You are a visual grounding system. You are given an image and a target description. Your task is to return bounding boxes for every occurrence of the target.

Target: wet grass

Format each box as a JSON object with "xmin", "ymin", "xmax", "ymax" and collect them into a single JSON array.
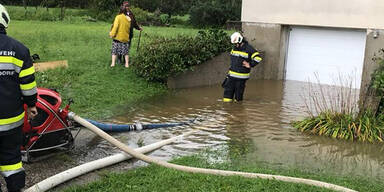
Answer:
[
  {"xmin": 62, "ymin": 149, "xmax": 383, "ymax": 192},
  {"xmin": 7, "ymin": 20, "xmax": 200, "ymax": 119}
]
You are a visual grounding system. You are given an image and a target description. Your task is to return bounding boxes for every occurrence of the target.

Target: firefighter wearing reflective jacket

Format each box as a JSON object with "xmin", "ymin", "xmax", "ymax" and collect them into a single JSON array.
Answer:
[
  {"xmin": 0, "ymin": 4, "xmax": 38, "ymax": 192},
  {"xmin": 223, "ymin": 32, "xmax": 262, "ymax": 102}
]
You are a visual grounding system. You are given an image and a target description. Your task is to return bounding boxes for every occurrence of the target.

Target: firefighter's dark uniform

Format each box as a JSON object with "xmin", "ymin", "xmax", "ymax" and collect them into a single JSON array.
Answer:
[
  {"xmin": 0, "ymin": 27, "xmax": 37, "ymax": 192},
  {"xmin": 223, "ymin": 41, "xmax": 262, "ymax": 102}
]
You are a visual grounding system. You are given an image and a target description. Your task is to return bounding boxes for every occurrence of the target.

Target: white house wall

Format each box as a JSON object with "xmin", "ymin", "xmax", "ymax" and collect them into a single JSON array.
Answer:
[{"xmin": 242, "ymin": 0, "xmax": 384, "ymax": 29}]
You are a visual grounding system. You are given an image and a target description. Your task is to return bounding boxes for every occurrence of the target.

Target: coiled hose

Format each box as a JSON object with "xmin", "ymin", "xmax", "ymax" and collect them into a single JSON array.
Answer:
[{"xmin": 71, "ymin": 113, "xmax": 357, "ymax": 192}]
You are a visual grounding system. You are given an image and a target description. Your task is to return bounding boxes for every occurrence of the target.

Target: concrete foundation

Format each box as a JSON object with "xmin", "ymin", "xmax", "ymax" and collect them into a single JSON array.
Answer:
[{"xmin": 167, "ymin": 53, "xmax": 230, "ymax": 89}]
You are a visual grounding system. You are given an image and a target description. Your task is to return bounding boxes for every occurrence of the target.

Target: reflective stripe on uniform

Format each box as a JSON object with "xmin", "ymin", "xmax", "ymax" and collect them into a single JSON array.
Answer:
[
  {"xmin": 0, "ymin": 63, "xmax": 22, "ymax": 73},
  {"xmin": 0, "ymin": 112, "xmax": 25, "ymax": 132},
  {"xmin": 228, "ymin": 70, "xmax": 250, "ymax": 79},
  {"xmin": 253, "ymin": 56, "xmax": 262, "ymax": 62},
  {"xmin": 0, "ymin": 63, "xmax": 15, "ymax": 70},
  {"xmin": 0, "ymin": 162, "xmax": 24, "ymax": 177},
  {"xmin": 251, "ymin": 52, "xmax": 262, "ymax": 63},
  {"xmin": 19, "ymin": 66, "xmax": 35, "ymax": 78},
  {"xmin": 22, "ymin": 86, "xmax": 37, "ymax": 96},
  {"xmin": 231, "ymin": 50, "xmax": 248, "ymax": 58},
  {"xmin": 223, "ymin": 98, "xmax": 233, "ymax": 102},
  {"xmin": 251, "ymin": 52, "xmax": 259, "ymax": 58},
  {"xmin": 20, "ymin": 81, "xmax": 37, "ymax": 91},
  {"xmin": 0, "ymin": 56, "xmax": 23, "ymax": 68}
]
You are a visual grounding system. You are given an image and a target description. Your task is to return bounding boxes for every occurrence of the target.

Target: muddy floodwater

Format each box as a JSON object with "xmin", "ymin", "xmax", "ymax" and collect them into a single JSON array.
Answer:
[{"xmin": 8, "ymin": 80, "xmax": 384, "ymax": 191}]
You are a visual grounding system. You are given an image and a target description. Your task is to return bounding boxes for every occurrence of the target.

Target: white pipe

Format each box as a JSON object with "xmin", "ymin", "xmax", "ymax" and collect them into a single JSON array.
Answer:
[
  {"xmin": 25, "ymin": 130, "xmax": 195, "ymax": 192},
  {"xmin": 71, "ymin": 113, "xmax": 358, "ymax": 192}
]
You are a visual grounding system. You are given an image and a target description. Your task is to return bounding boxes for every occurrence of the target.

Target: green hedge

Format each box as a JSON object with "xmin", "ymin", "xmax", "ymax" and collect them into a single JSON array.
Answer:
[
  {"xmin": 131, "ymin": 29, "xmax": 231, "ymax": 82},
  {"xmin": 6, "ymin": 6, "xmax": 88, "ymax": 21}
]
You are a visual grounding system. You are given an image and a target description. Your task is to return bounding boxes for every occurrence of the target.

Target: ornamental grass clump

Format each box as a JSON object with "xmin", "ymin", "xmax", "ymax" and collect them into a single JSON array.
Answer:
[
  {"xmin": 293, "ymin": 70, "xmax": 384, "ymax": 142},
  {"xmin": 293, "ymin": 111, "xmax": 384, "ymax": 142}
]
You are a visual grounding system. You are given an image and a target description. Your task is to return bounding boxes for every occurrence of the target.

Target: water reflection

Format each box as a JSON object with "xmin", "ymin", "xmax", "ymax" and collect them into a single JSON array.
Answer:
[{"xmin": 108, "ymin": 80, "xmax": 384, "ymax": 179}]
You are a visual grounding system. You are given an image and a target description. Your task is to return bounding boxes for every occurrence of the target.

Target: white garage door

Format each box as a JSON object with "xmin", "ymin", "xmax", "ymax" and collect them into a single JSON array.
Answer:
[{"xmin": 285, "ymin": 27, "xmax": 367, "ymax": 88}]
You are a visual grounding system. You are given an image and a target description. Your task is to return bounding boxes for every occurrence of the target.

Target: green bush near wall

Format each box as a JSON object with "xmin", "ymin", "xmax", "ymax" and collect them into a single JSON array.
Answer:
[
  {"xmin": 371, "ymin": 49, "xmax": 384, "ymax": 95},
  {"xmin": 131, "ymin": 29, "xmax": 232, "ymax": 82},
  {"xmin": 370, "ymin": 49, "xmax": 384, "ymax": 114}
]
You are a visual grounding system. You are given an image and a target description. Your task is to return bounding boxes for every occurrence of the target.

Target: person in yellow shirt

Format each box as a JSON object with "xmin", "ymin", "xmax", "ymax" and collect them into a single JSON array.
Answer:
[{"xmin": 109, "ymin": 4, "xmax": 132, "ymax": 68}]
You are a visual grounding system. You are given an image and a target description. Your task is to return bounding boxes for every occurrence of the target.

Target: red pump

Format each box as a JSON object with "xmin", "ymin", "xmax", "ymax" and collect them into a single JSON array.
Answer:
[{"xmin": 22, "ymin": 88, "xmax": 78, "ymax": 162}]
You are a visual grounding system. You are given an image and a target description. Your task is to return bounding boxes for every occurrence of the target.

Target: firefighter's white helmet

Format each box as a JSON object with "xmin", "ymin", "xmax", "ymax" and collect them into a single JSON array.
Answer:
[
  {"xmin": 0, "ymin": 4, "xmax": 10, "ymax": 28},
  {"xmin": 230, "ymin": 32, "xmax": 243, "ymax": 44}
]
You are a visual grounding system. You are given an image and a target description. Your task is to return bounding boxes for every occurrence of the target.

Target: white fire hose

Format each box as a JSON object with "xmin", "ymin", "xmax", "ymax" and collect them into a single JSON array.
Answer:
[
  {"xmin": 25, "ymin": 129, "xmax": 195, "ymax": 192},
  {"xmin": 63, "ymin": 113, "xmax": 357, "ymax": 192}
]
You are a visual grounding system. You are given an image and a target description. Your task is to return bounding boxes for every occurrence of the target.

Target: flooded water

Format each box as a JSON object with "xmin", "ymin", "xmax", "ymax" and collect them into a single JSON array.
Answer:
[
  {"xmin": 17, "ymin": 80, "xmax": 384, "ymax": 190},
  {"xmin": 105, "ymin": 80, "xmax": 383, "ymax": 179}
]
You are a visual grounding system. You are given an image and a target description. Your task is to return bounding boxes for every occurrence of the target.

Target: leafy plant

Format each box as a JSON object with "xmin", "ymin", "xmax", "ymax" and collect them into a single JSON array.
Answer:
[
  {"xmin": 131, "ymin": 29, "xmax": 231, "ymax": 82},
  {"xmin": 369, "ymin": 48, "xmax": 384, "ymax": 115},
  {"xmin": 293, "ymin": 50, "xmax": 384, "ymax": 143},
  {"xmin": 370, "ymin": 48, "xmax": 384, "ymax": 96},
  {"xmin": 293, "ymin": 110, "xmax": 384, "ymax": 142}
]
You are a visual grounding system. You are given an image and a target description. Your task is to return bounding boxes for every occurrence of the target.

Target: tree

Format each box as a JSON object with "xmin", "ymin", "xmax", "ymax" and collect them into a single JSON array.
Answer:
[
  {"xmin": 189, "ymin": 0, "xmax": 242, "ymax": 27},
  {"xmin": 130, "ymin": 0, "xmax": 159, "ymax": 12},
  {"xmin": 89, "ymin": 0, "xmax": 121, "ymax": 21},
  {"xmin": 159, "ymin": 0, "xmax": 191, "ymax": 18}
]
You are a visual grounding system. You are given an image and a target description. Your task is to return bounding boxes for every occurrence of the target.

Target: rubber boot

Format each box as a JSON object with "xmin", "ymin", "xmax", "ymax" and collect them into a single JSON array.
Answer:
[{"xmin": 4, "ymin": 171, "xmax": 25, "ymax": 192}]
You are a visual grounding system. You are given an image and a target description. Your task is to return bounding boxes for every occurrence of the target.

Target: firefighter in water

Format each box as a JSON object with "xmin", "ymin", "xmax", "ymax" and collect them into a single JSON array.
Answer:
[
  {"xmin": 0, "ymin": 4, "xmax": 38, "ymax": 192},
  {"xmin": 222, "ymin": 32, "xmax": 262, "ymax": 102}
]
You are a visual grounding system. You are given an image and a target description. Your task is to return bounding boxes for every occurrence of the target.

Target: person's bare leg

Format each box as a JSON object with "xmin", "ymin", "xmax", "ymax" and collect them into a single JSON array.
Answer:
[
  {"xmin": 111, "ymin": 55, "xmax": 117, "ymax": 67},
  {"xmin": 125, "ymin": 55, "xmax": 129, "ymax": 68}
]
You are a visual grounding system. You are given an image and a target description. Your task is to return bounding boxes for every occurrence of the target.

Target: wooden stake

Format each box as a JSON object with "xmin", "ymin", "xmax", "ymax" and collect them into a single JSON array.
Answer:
[{"xmin": 34, "ymin": 60, "xmax": 68, "ymax": 72}]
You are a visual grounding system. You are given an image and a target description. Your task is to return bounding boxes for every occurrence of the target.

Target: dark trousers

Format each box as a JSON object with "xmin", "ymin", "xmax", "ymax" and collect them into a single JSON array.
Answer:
[
  {"xmin": 0, "ymin": 125, "xmax": 25, "ymax": 192},
  {"xmin": 223, "ymin": 77, "xmax": 247, "ymax": 102}
]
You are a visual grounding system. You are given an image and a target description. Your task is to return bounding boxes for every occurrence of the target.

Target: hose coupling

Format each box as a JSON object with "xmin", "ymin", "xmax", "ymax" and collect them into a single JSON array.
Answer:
[
  {"xmin": 135, "ymin": 122, "xmax": 143, "ymax": 131},
  {"xmin": 67, "ymin": 111, "xmax": 76, "ymax": 120}
]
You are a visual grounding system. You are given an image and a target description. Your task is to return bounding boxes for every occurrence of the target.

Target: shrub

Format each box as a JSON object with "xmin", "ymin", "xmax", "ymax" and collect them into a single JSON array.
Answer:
[
  {"xmin": 6, "ymin": 6, "xmax": 89, "ymax": 21},
  {"xmin": 131, "ymin": 29, "xmax": 231, "ymax": 82},
  {"xmin": 370, "ymin": 48, "xmax": 384, "ymax": 114},
  {"xmin": 89, "ymin": 4, "xmax": 170, "ymax": 26},
  {"xmin": 34, "ymin": 9, "xmax": 58, "ymax": 21},
  {"xmin": 129, "ymin": 7, "xmax": 151, "ymax": 25},
  {"xmin": 371, "ymin": 49, "xmax": 384, "ymax": 95}
]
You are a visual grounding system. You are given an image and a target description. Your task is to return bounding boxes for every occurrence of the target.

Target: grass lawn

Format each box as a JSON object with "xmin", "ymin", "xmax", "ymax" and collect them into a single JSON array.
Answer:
[
  {"xmin": 62, "ymin": 149, "xmax": 383, "ymax": 192},
  {"xmin": 7, "ymin": 20, "xmax": 200, "ymax": 119}
]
